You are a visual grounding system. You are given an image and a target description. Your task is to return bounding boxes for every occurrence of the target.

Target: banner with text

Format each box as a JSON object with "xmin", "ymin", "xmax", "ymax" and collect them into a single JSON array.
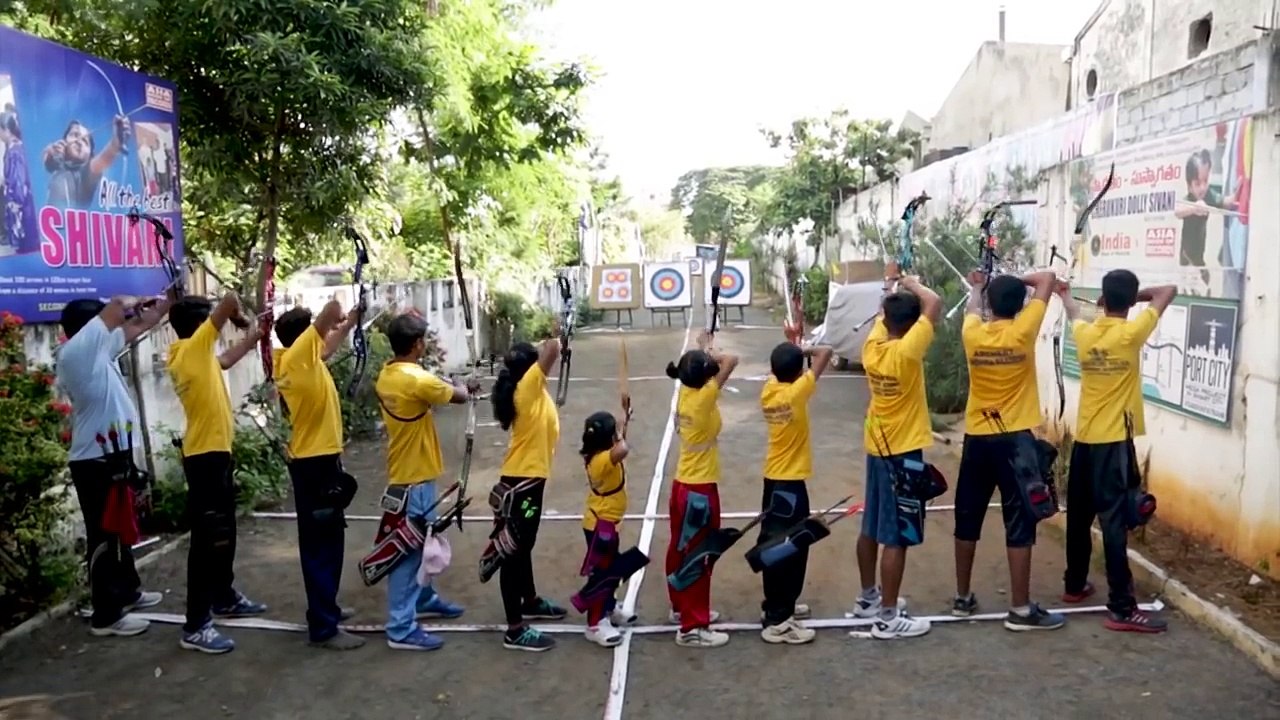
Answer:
[{"xmin": 0, "ymin": 26, "xmax": 183, "ymax": 323}]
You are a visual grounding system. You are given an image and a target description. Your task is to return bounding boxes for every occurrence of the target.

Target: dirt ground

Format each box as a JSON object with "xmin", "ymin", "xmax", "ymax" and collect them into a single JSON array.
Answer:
[{"xmin": 2, "ymin": 304, "xmax": 1278, "ymax": 720}]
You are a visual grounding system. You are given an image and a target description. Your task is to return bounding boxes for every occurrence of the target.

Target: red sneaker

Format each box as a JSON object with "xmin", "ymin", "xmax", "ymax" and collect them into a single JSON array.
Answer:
[
  {"xmin": 1104, "ymin": 610, "xmax": 1168, "ymax": 633},
  {"xmin": 1062, "ymin": 582, "xmax": 1096, "ymax": 604}
]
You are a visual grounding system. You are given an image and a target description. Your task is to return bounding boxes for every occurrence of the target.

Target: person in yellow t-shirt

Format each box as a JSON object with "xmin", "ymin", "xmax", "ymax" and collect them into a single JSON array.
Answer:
[
  {"xmin": 856, "ymin": 264, "xmax": 939, "ymax": 640},
  {"xmin": 167, "ymin": 292, "xmax": 266, "ymax": 654},
  {"xmin": 1059, "ymin": 271, "xmax": 1176, "ymax": 633},
  {"xmin": 274, "ymin": 298, "xmax": 364, "ymax": 651},
  {"xmin": 486, "ymin": 334, "xmax": 564, "ymax": 653},
  {"xmin": 576, "ymin": 405, "xmax": 633, "ymax": 647},
  {"xmin": 664, "ymin": 330, "xmax": 739, "ymax": 649},
  {"xmin": 952, "ymin": 269, "xmax": 1063, "ymax": 632},
  {"xmin": 755, "ymin": 341, "xmax": 833, "ymax": 645},
  {"xmin": 373, "ymin": 312, "xmax": 475, "ymax": 652}
]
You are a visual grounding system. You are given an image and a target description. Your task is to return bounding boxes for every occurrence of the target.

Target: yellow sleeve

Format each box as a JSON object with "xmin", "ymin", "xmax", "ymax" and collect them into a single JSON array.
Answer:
[
  {"xmin": 1125, "ymin": 307, "xmax": 1160, "ymax": 347},
  {"xmin": 298, "ymin": 325, "xmax": 324, "ymax": 361},
  {"xmin": 412, "ymin": 372, "xmax": 455, "ymax": 406},
  {"xmin": 192, "ymin": 317, "xmax": 220, "ymax": 352},
  {"xmin": 899, "ymin": 316, "xmax": 935, "ymax": 361},
  {"xmin": 867, "ymin": 318, "xmax": 888, "ymax": 342},
  {"xmin": 793, "ymin": 370, "xmax": 817, "ymax": 403},
  {"xmin": 1011, "ymin": 298, "xmax": 1048, "ymax": 345}
]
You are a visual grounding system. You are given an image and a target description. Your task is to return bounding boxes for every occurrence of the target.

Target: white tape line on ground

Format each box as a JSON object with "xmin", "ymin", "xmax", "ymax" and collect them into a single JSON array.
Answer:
[
  {"xmin": 113, "ymin": 601, "xmax": 1160, "ymax": 636},
  {"xmin": 605, "ymin": 308, "xmax": 693, "ymax": 720}
]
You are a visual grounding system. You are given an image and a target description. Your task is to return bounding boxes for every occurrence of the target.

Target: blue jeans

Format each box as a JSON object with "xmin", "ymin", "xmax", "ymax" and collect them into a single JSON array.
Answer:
[
  {"xmin": 386, "ymin": 481, "xmax": 438, "ymax": 641},
  {"xmin": 862, "ymin": 451, "xmax": 925, "ymax": 548}
]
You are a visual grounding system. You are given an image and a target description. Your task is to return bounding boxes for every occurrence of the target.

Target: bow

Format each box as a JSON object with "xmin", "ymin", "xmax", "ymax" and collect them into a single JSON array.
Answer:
[
  {"xmin": 448, "ymin": 232, "xmax": 478, "ymax": 532},
  {"xmin": 83, "ymin": 61, "xmax": 130, "ymax": 190},
  {"xmin": 128, "ymin": 207, "xmax": 182, "ymax": 297},
  {"xmin": 619, "ymin": 338, "xmax": 632, "ymax": 425},
  {"xmin": 554, "ymin": 274, "xmax": 574, "ymax": 407},
  {"xmin": 855, "ymin": 192, "xmax": 930, "ymax": 332},
  {"xmin": 342, "ymin": 225, "xmax": 370, "ymax": 399},
  {"xmin": 707, "ymin": 234, "xmax": 731, "ymax": 336},
  {"xmin": 1051, "ymin": 162, "xmax": 1116, "ymax": 421},
  {"xmin": 259, "ymin": 253, "xmax": 277, "ymax": 380}
]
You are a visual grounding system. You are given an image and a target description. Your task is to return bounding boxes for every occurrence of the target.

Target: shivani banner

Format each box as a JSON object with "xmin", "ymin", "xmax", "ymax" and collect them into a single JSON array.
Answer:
[
  {"xmin": 0, "ymin": 26, "xmax": 183, "ymax": 324},
  {"xmin": 1064, "ymin": 118, "xmax": 1253, "ymax": 425}
]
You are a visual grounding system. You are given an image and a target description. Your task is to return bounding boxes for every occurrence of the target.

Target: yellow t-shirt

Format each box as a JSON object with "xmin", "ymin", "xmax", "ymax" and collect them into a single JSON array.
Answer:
[
  {"xmin": 375, "ymin": 362, "xmax": 455, "ymax": 485},
  {"xmin": 1073, "ymin": 307, "xmax": 1159, "ymax": 444},
  {"xmin": 582, "ymin": 450, "xmax": 627, "ymax": 531},
  {"xmin": 962, "ymin": 298, "xmax": 1047, "ymax": 435},
  {"xmin": 674, "ymin": 380, "xmax": 721, "ymax": 484},
  {"xmin": 862, "ymin": 317, "xmax": 934, "ymax": 455},
  {"xmin": 760, "ymin": 370, "xmax": 817, "ymax": 480},
  {"xmin": 167, "ymin": 318, "xmax": 233, "ymax": 456},
  {"xmin": 277, "ymin": 325, "xmax": 343, "ymax": 458},
  {"xmin": 499, "ymin": 364, "xmax": 560, "ymax": 478}
]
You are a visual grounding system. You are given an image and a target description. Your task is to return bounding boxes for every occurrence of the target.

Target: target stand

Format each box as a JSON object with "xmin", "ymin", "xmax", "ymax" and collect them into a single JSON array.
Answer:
[
  {"xmin": 603, "ymin": 308, "xmax": 635, "ymax": 328},
  {"xmin": 711, "ymin": 304, "xmax": 746, "ymax": 327},
  {"xmin": 649, "ymin": 306, "xmax": 689, "ymax": 327}
]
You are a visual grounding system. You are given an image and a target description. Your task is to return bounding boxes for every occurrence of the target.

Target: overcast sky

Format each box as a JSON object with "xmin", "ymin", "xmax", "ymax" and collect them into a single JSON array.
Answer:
[{"xmin": 530, "ymin": 0, "xmax": 1103, "ymax": 202}]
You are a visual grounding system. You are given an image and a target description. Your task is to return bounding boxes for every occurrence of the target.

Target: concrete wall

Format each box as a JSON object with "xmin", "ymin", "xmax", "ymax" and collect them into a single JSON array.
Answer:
[
  {"xmin": 828, "ymin": 34, "xmax": 1280, "ymax": 576},
  {"xmin": 928, "ymin": 42, "xmax": 1072, "ymax": 152}
]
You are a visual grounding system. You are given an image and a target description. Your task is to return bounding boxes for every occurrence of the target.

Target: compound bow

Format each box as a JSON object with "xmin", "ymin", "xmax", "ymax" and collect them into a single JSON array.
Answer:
[
  {"xmin": 447, "ymin": 232, "xmax": 478, "ymax": 531},
  {"xmin": 555, "ymin": 274, "xmax": 574, "ymax": 407},
  {"xmin": 343, "ymin": 225, "xmax": 370, "ymax": 399},
  {"xmin": 855, "ymin": 192, "xmax": 930, "ymax": 332},
  {"xmin": 1051, "ymin": 162, "xmax": 1116, "ymax": 421}
]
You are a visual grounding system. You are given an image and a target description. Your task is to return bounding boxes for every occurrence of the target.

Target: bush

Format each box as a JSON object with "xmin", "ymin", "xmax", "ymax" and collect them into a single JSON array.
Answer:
[
  {"xmin": 487, "ymin": 290, "xmax": 557, "ymax": 353},
  {"xmin": 0, "ymin": 311, "xmax": 79, "ymax": 625},
  {"xmin": 800, "ymin": 264, "xmax": 829, "ymax": 324}
]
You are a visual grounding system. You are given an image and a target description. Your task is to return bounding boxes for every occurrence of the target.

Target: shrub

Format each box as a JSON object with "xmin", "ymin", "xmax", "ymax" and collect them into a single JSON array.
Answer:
[
  {"xmin": 0, "ymin": 311, "xmax": 79, "ymax": 625},
  {"xmin": 487, "ymin": 290, "xmax": 557, "ymax": 353}
]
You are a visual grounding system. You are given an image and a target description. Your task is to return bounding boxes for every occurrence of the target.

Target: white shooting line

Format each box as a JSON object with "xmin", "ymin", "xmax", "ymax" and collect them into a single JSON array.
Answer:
[{"xmin": 603, "ymin": 306, "xmax": 694, "ymax": 720}]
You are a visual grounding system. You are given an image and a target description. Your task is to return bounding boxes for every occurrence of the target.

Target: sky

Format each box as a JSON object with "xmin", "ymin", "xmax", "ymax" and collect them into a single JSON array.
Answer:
[{"xmin": 529, "ymin": 0, "xmax": 1104, "ymax": 204}]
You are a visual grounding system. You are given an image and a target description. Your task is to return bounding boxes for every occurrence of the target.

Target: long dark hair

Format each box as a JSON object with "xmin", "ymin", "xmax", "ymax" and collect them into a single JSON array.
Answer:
[
  {"xmin": 492, "ymin": 342, "xmax": 539, "ymax": 431},
  {"xmin": 665, "ymin": 349, "xmax": 719, "ymax": 389},
  {"xmin": 580, "ymin": 411, "xmax": 617, "ymax": 464}
]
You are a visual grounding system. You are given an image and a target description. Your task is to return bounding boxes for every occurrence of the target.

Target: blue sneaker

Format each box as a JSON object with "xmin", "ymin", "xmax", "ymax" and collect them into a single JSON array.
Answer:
[
  {"xmin": 416, "ymin": 594, "xmax": 464, "ymax": 620},
  {"xmin": 180, "ymin": 624, "xmax": 236, "ymax": 654},
  {"xmin": 386, "ymin": 627, "xmax": 444, "ymax": 651},
  {"xmin": 212, "ymin": 593, "xmax": 268, "ymax": 618}
]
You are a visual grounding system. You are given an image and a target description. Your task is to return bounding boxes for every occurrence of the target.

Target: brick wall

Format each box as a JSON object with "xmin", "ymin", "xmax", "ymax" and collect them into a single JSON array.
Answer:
[{"xmin": 1116, "ymin": 36, "xmax": 1279, "ymax": 146}]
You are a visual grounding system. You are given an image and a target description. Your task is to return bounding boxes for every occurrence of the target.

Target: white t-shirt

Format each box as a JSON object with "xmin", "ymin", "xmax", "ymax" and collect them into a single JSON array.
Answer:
[{"xmin": 55, "ymin": 317, "xmax": 139, "ymax": 461}]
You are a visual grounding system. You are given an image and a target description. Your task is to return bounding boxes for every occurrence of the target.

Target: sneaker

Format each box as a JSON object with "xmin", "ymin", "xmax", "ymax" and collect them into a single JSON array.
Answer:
[
  {"xmin": 852, "ymin": 594, "xmax": 907, "ymax": 619},
  {"xmin": 387, "ymin": 627, "xmax": 445, "ymax": 651},
  {"xmin": 503, "ymin": 626, "xmax": 555, "ymax": 652},
  {"xmin": 310, "ymin": 630, "xmax": 366, "ymax": 650},
  {"xmin": 759, "ymin": 603, "xmax": 812, "ymax": 623},
  {"xmin": 416, "ymin": 594, "xmax": 465, "ymax": 620},
  {"xmin": 585, "ymin": 618, "xmax": 623, "ymax": 648},
  {"xmin": 761, "ymin": 618, "xmax": 816, "ymax": 645},
  {"xmin": 951, "ymin": 593, "xmax": 979, "ymax": 617},
  {"xmin": 212, "ymin": 593, "xmax": 268, "ymax": 618},
  {"xmin": 871, "ymin": 610, "xmax": 931, "ymax": 639},
  {"xmin": 340, "ymin": 607, "xmax": 357, "ymax": 621},
  {"xmin": 179, "ymin": 624, "xmax": 236, "ymax": 654},
  {"xmin": 610, "ymin": 609, "xmax": 638, "ymax": 626},
  {"xmin": 1062, "ymin": 582, "xmax": 1096, "ymax": 604},
  {"xmin": 675, "ymin": 627, "xmax": 729, "ymax": 648},
  {"xmin": 123, "ymin": 591, "xmax": 163, "ymax": 613},
  {"xmin": 1104, "ymin": 609, "xmax": 1168, "ymax": 634},
  {"xmin": 89, "ymin": 616, "xmax": 150, "ymax": 637},
  {"xmin": 668, "ymin": 609, "xmax": 720, "ymax": 624},
  {"xmin": 1004, "ymin": 603, "xmax": 1066, "ymax": 632},
  {"xmin": 521, "ymin": 597, "xmax": 567, "ymax": 621}
]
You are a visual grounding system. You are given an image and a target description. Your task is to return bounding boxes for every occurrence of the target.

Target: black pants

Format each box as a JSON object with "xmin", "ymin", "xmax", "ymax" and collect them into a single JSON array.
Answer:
[
  {"xmin": 183, "ymin": 451, "xmax": 240, "ymax": 632},
  {"xmin": 70, "ymin": 454, "xmax": 142, "ymax": 629},
  {"xmin": 496, "ymin": 476, "xmax": 545, "ymax": 626},
  {"xmin": 955, "ymin": 431, "xmax": 1038, "ymax": 548},
  {"xmin": 1064, "ymin": 440, "xmax": 1136, "ymax": 614},
  {"xmin": 289, "ymin": 454, "xmax": 347, "ymax": 642},
  {"xmin": 758, "ymin": 480, "xmax": 810, "ymax": 626}
]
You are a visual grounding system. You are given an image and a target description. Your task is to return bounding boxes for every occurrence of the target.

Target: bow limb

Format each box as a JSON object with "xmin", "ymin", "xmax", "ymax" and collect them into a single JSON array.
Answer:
[
  {"xmin": 619, "ymin": 338, "xmax": 631, "ymax": 424},
  {"xmin": 342, "ymin": 225, "xmax": 370, "ymax": 399},
  {"xmin": 259, "ymin": 254, "xmax": 277, "ymax": 381},
  {"xmin": 84, "ymin": 61, "xmax": 131, "ymax": 183},
  {"xmin": 555, "ymin": 274, "xmax": 574, "ymax": 407}
]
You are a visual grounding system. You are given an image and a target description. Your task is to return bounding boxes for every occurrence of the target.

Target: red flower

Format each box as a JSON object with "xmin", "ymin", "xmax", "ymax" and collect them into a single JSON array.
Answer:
[
  {"xmin": 50, "ymin": 401, "xmax": 72, "ymax": 416},
  {"xmin": 0, "ymin": 388, "xmax": 7, "ymax": 398},
  {"xmin": 41, "ymin": 374, "xmax": 55, "ymax": 385},
  {"xmin": 60, "ymin": 429, "xmax": 72, "ymax": 444}
]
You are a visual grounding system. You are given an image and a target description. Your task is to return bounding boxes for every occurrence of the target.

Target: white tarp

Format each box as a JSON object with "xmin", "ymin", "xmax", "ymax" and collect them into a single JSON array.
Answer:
[{"xmin": 810, "ymin": 281, "xmax": 884, "ymax": 366}]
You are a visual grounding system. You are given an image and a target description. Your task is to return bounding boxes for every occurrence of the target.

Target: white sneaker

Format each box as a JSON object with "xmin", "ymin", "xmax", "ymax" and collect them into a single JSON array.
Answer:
[
  {"xmin": 760, "ymin": 603, "xmax": 812, "ymax": 623},
  {"xmin": 851, "ymin": 593, "xmax": 907, "ymax": 619},
  {"xmin": 675, "ymin": 627, "xmax": 729, "ymax": 648},
  {"xmin": 585, "ymin": 618, "xmax": 623, "ymax": 648},
  {"xmin": 610, "ymin": 610, "xmax": 638, "ymax": 627},
  {"xmin": 870, "ymin": 611, "xmax": 930, "ymax": 639},
  {"xmin": 669, "ymin": 609, "xmax": 720, "ymax": 624},
  {"xmin": 761, "ymin": 618, "xmax": 816, "ymax": 645},
  {"xmin": 89, "ymin": 616, "xmax": 150, "ymax": 637},
  {"xmin": 124, "ymin": 591, "xmax": 163, "ymax": 612}
]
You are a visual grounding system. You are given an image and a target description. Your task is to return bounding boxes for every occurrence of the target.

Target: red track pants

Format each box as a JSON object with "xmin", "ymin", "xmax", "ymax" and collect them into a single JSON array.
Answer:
[{"xmin": 665, "ymin": 480, "xmax": 721, "ymax": 632}]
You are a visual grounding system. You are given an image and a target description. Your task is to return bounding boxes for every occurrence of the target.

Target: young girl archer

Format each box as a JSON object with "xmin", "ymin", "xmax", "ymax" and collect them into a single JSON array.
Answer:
[{"xmin": 576, "ymin": 399, "xmax": 636, "ymax": 647}]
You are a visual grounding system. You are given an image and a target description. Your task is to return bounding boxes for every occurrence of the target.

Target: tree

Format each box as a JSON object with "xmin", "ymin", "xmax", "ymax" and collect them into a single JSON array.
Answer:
[
  {"xmin": 668, "ymin": 166, "xmax": 777, "ymax": 244},
  {"xmin": 761, "ymin": 111, "xmax": 918, "ymax": 257}
]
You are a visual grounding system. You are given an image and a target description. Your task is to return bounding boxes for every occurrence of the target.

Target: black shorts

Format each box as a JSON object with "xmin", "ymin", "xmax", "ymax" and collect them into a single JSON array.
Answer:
[{"xmin": 954, "ymin": 431, "xmax": 1037, "ymax": 547}]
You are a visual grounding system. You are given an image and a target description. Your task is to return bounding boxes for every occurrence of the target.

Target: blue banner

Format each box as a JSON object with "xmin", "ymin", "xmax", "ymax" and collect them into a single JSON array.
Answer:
[{"xmin": 0, "ymin": 25, "xmax": 183, "ymax": 324}]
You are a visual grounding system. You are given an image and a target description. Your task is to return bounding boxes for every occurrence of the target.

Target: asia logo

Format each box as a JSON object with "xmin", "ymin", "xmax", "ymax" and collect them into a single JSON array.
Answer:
[
  {"xmin": 145, "ymin": 83, "xmax": 174, "ymax": 112},
  {"xmin": 1144, "ymin": 227, "xmax": 1176, "ymax": 258}
]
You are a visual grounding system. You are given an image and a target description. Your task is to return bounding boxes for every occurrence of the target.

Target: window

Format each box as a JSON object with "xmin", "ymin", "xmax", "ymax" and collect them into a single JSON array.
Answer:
[
  {"xmin": 1188, "ymin": 14, "xmax": 1213, "ymax": 59},
  {"xmin": 1085, "ymin": 69, "xmax": 1099, "ymax": 99}
]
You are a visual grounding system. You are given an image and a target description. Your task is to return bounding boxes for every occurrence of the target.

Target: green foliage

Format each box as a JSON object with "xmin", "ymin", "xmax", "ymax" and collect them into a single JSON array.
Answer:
[
  {"xmin": 328, "ymin": 331, "xmax": 394, "ymax": 439},
  {"xmin": 800, "ymin": 265, "xmax": 830, "ymax": 324},
  {"xmin": 669, "ymin": 166, "xmax": 778, "ymax": 244},
  {"xmin": 0, "ymin": 311, "xmax": 78, "ymax": 625},
  {"xmin": 637, "ymin": 207, "xmax": 687, "ymax": 260},
  {"xmin": 487, "ymin": 290, "xmax": 556, "ymax": 353}
]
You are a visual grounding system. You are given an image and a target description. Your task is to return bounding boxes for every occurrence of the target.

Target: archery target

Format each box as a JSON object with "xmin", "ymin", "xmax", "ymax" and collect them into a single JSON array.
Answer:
[
  {"xmin": 590, "ymin": 263, "xmax": 642, "ymax": 310},
  {"xmin": 704, "ymin": 259, "xmax": 751, "ymax": 306},
  {"xmin": 644, "ymin": 262, "xmax": 692, "ymax": 309}
]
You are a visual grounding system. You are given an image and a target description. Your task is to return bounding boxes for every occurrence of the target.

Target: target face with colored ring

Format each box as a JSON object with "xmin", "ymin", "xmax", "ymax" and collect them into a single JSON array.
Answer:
[
  {"xmin": 704, "ymin": 259, "xmax": 752, "ymax": 306},
  {"xmin": 717, "ymin": 266, "xmax": 745, "ymax": 298},
  {"xmin": 590, "ymin": 263, "xmax": 642, "ymax": 309},
  {"xmin": 650, "ymin": 268, "xmax": 684, "ymax": 300},
  {"xmin": 643, "ymin": 262, "xmax": 692, "ymax": 308}
]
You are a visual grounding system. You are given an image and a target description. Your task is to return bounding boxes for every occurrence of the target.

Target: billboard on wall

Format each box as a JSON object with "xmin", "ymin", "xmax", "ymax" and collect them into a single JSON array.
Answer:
[
  {"xmin": 0, "ymin": 26, "xmax": 183, "ymax": 324},
  {"xmin": 1063, "ymin": 117, "xmax": 1254, "ymax": 425}
]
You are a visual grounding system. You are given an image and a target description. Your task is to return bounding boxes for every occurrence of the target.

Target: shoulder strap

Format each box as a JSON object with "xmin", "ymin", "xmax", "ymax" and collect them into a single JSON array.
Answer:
[
  {"xmin": 377, "ymin": 394, "xmax": 429, "ymax": 424},
  {"xmin": 590, "ymin": 462, "xmax": 626, "ymax": 497}
]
